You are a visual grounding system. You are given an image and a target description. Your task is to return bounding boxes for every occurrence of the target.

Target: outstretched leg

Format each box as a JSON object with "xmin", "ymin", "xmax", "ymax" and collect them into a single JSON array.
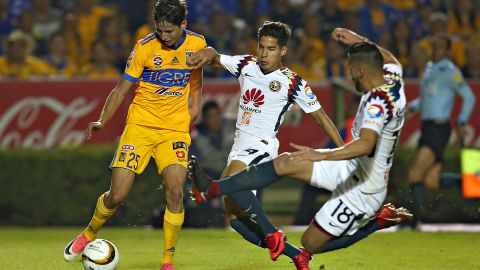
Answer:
[
  {"xmin": 188, "ymin": 154, "xmax": 314, "ymax": 262},
  {"xmin": 321, "ymin": 203, "xmax": 412, "ymax": 253},
  {"xmin": 64, "ymin": 168, "xmax": 135, "ymax": 261},
  {"xmin": 189, "ymin": 153, "xmax": 314, "ymax": 201}
]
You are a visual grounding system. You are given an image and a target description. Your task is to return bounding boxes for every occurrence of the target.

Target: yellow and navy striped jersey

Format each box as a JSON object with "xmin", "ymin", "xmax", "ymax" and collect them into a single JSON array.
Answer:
[{"xmin": 122, "ymin": 30, "xmax": 207, "ymax": 131}]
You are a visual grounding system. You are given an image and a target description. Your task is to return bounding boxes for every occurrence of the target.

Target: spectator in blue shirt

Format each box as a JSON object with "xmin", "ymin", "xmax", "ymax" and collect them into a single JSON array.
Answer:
[{"xmin": 407, "ymin": 33, "xmax": 476, "ymax": 229}]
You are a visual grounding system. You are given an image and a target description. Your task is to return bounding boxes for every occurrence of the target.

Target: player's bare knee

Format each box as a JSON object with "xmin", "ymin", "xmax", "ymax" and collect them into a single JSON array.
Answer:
[
  {"xmin": 301, "ymin": 235, "xmax": 319, "ymax": 254},
  {"xmin": 273, "ymin": 153, "xmax": 294, "ymax": 175},
  {"xmin": 408, "ymin": 168, "xmax": 425, "ymax": 183},
  {"xmin": 166, "ymin": 186, "xmax": 183, "ymax": 203},
  {"xmin": 106, "ymin": 192, "xmax": 126, "ymax": 207}
]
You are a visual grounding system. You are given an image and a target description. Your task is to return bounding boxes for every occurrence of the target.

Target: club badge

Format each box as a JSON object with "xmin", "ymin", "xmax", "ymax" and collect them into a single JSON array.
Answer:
[{"xmin": 269, "ymin": 80, "xmax": 281, "ymax": 92}]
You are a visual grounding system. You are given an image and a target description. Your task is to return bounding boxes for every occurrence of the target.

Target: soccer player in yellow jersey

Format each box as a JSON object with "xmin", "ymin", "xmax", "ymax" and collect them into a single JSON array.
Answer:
[{"xmin": 63, "ymin": 1, "xmax": 206, "ymax": 269}]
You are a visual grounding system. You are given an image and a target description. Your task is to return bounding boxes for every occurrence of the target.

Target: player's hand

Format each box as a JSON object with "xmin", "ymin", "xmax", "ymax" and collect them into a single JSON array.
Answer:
[
  {"xmin": 188, "ymin": 47, "xmax": 217, "ymax": 69},
  {"xmin": 289, "ymin": 143, "xmax": 326, "ymax": 161},
  {"xmin": 85, "ymin": 121, "xmax": 104, "ymax": 140},
  {"xmin": 332, "ymin": 28, "xmax": 365, "ymax": 45}
]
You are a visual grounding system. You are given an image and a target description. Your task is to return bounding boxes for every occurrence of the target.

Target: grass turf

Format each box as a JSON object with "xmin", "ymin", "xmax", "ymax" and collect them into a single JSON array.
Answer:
[{"xmin": 0, "ymin": 227, "xmax": 478, "ymax": 270}]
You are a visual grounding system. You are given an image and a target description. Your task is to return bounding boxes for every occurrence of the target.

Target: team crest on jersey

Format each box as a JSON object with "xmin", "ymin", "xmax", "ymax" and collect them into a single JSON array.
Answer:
[
  {"xmin": 367, "ymin": 104, "xmax": 385, "ymax": 118},
  {"xmin": 119, "ymin": 151, "xmax": 126, "ymax": 162},
  {"xmin": 269, "ymin": 80, "xmax": 281, "ymax": 92},
  {"xmin": 304, "ymin": 85, "xmax": 316, "ymax": 99},
  {"xmin": 153, "ymin": 55, "xmax": 163, "ymax": 70},
  {"xmin": 172, "ymin": 141, "xmax": 187, "ymax": 150},
  {"xmin": 125, "ymin": 49, "xmax": 135, "ymax": 70},
  {"xmin": 185, "ymin": 50, "xmax": 194, "ymax": 65}
]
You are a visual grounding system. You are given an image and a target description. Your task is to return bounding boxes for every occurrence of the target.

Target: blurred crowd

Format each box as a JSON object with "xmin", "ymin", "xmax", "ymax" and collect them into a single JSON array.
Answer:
[{"xmin": 1, "ymin": 0, "xmax": 480, "ymax": 80}]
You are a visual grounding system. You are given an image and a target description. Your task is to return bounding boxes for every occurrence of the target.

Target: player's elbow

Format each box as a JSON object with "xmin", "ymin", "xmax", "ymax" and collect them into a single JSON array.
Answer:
[{"xmin": 359, "ymin": 139, "xmax": 376, "ymax": 156}]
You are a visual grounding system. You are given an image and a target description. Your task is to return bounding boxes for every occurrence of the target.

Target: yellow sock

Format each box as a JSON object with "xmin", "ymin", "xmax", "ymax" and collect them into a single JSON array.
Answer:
[
  {"xmin": 83, "ymin": 193, "xmax": 117, "ymax": 241},
  {"xmin": 162, "ymin": 207, "xmax": 184, "ymax": 264}
]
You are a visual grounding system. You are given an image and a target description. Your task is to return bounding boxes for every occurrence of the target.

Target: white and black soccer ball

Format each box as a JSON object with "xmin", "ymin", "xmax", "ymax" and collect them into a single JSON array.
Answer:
[{"xmin": 82, "ymin": 239, "xmax": 119, "ymax": 270}]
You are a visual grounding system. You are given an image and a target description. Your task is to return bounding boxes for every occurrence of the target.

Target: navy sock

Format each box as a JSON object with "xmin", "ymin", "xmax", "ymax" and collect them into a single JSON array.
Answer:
[
  {"xmin": 230, "ymin": 217, "xmax": 302, "ymax": 259},
  {"xmin": 217, "ymin": 161, "xmax": 280, "ymax": 195},
  {"xmin": 229, "ymin": 217, "xmax": 302, "ymax": 259},
  {"xmin": 229, "ymin": 190, "xmax": 276, "ymax": 234},
  {"xmin": 283, "ymin": 242, "xmax": 302, "ymax": 258},
  {"xmin": 410, "ymin": 182, "xmax": 425, "ymax": 227},
  {"xmin": 440, "ymin": 172, "xmax": 461, "ymax": 187},
  {"xmin": 321, "ymin": 219, "xmax": 380, "ymax": 253},
  {"xmin": 230, "ymin": 218, "xmax": 265, "ymax": 247}
]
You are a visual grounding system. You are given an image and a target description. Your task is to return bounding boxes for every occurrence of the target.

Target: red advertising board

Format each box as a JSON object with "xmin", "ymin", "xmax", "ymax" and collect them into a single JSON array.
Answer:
[{"xmin": 0, "ymin": 80, "xmax": 479, "ymax": 151}]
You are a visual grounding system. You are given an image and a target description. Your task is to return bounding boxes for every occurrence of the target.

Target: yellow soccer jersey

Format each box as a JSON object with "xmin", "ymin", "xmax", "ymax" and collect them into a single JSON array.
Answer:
[{"xmin": 123, "ymin": 30, "xmax": 206, "ymax": 131}]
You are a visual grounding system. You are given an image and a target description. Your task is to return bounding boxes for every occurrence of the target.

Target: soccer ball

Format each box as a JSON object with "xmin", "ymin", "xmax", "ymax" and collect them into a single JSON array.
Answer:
[{"xmin": 82, "ymin": 239, "xmax": 119, "ymax": 270}]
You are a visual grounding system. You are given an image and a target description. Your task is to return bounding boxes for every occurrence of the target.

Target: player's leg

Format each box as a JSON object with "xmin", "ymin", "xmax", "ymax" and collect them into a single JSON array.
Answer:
[
  {"xmin": 161, "ymin": 164, "xmax": 187, "ymax": 267},
  {"xmin": 64, "ymin": 124, "xmax": 152, "ymax": 262},
  {"xmin": 320, "ymin": 203, "xmax": 412, "ymax": 253},
  {"xmin": 425, "ymin": 162, "xmax": 443, "ymax": 190},
  {"xmin": 154, "ymin": 131, "xmax": 190, "ymax": 269},
  {"xmin": 408, "ymin": 122, "xmax": 451, "ymax": 228},
  {"xmin": 222, "ymin": 160, "xmax": 265, "ymax": 246},
  {"xmin": 64, "ymin": 168, "xmax": 136, "ymax": 261},
  {"xmin": 189, "ymin": 153, "xmax": 314, "ymax": 200},
  {"xmin": 408, "ymin": 146, "xmax": 436, "ymax": 228}
]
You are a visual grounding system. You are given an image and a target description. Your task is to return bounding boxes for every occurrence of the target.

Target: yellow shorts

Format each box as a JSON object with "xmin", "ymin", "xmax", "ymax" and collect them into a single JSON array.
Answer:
[{"xmin": 110, "ymin": 124, "xmax": 190, "ymax": 174}]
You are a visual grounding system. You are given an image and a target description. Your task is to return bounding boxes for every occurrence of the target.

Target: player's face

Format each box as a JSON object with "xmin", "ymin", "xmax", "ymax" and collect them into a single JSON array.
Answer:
[
  {"xmin": 257, "ymin": 36, "xmax": 287, "ymax": 72},
  {"xmin": 347, "ymin": 61, "xmax": 364, "ymax": 92},
  {"xmin": 156, "ymin": 20, "xmax": 186, "ymax": 47},
  {"xmin": 431, "ymin": 36, "xmax": 448, "ymax": 62}
]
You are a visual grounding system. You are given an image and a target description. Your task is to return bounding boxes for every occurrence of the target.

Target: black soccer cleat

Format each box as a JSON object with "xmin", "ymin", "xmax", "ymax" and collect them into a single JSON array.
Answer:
[{"xmin": 187, "ymin": 155, "xmax": 214, "ymax": 202}]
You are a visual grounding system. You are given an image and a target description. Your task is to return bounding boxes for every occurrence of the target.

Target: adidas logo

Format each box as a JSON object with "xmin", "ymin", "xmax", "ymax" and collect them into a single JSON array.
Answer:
[
  {"xmin": 172, "ymin": 57, "xmax": 179, "ymax": 64},
  {"xmin": 167, "ymin": 247, "xmax": 175, "ymax": 252}
]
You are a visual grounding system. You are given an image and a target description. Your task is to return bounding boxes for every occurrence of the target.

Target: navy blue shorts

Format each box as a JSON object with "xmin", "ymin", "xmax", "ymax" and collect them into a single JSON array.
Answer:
[{"xmin": 418, "ymin": 121, "xmax": 451, "ymax": 163}]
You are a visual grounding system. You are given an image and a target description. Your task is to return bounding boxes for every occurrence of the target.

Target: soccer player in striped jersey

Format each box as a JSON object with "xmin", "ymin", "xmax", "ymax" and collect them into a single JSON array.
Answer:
[
  {"xmin": 188, "ymin": 21, "xmax": 344, "ymax": 269},
  {"xmin": 189, "ymin": 28, "xmax": 412, "ymax": 269},
  {"xmin": 63, "ymin": 1, "xmax": 206, "ymax": 269}
]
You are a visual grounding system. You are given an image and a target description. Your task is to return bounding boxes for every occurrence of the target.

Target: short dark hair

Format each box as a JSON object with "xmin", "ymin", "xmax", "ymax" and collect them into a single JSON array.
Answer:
[
  {"xmin": 154, "ymin": 0, "xmax": 187, "ymax": 26},
  {"xmin": 258, "ymin": 21, "xmax": 291, "ymax": 47},
  {"xmin": 202, "ymin": 100, "xmax": 220, "ymax": 117},
  {"xmin": 347, "ymin": 42, "xmax": 383, "ymax": 70}
]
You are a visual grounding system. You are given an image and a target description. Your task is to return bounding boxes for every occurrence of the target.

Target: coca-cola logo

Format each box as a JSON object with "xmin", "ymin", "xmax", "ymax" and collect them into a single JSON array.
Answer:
[
  {"xmin": 242, "ymin": 88, "xmax": 264, "ymax": 107},
  {"xmin": 0, "ymin": 97, "xmax": 98, "ymax": 149}
]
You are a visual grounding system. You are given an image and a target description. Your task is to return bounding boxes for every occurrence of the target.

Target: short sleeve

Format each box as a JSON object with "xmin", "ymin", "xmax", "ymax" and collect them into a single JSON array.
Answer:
[
  {"xmin": 383, "ymin": 63, "xmax": 403, "ymax": 77},
  {"xmin": 360, "ymin": 95, "xmax": 389, "ymax": 134},
  {"xmin": 293, "ymin": 82, "xmax": 322, "ymax": 113},
  {"xmin": 122, "ymin": 42, "xmax": 146, "ymax": 82},
  {"xmin": 219, "ymin": 54, "xmax": 254, "ymax": 77},
  {"xmin": 451, "ymin": 67, "xmax": 467, "ymax": 89}
]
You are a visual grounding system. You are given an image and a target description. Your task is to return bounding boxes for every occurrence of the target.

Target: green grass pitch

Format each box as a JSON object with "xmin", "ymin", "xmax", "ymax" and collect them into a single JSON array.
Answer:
[{"xmin": 0, "ymin": 228, "xmax": 478, "ymax": 269}]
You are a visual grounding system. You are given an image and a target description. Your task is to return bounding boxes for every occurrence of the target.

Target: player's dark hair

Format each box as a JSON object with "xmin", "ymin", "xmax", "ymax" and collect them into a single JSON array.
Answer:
[
  {"xmin": 258, "ymin": 21, "xmax": 291, "ymax": 47},
  {"xmin": 154, "ymin": 0, "xmax": 187, "ymax": 26},
  {"xmin": 202, "ymin": 100, "xmax": 220, "ymax": 117},
  {"xmin": 347, "ymin": 42, "xmax": 384, "ymax": 70},
  {"xmin": 435, "ymin": 33, "xmax": 452, "ymax": 50}
]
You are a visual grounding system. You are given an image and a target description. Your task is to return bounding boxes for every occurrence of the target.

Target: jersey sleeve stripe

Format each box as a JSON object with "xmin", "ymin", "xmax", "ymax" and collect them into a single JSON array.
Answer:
[
  {"xmin": 122, "ymin": 73, "xmax": 140, "ymax": 82},
  {"xmin": 281, "ymin": 68, "xmax": 303, "ymax": 102},
  {"xmin": 139, "ymin": 33, "xmax": 156, "ymax": 45},
  {"xmin": 185, "ymin": 30, "xmax": 206, "ymax": 40},
  {"xmin": 234, "ymin": 55, "xmax": 255, "ymax": 78},
  {"xmin": 274, "ymin": 101, "xmax": 293, "ymax": 131}
]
